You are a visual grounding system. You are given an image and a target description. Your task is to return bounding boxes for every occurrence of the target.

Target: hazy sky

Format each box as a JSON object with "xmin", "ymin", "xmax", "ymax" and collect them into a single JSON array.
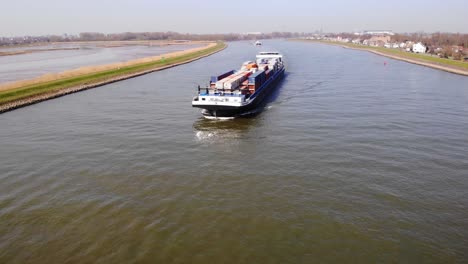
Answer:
[{"xmin": 1, "ymin": 0, "xmax": 467, "ymax": 36}]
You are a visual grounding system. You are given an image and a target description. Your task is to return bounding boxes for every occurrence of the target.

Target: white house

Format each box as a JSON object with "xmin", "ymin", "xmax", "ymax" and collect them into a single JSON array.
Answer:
[{"xmin": 412, "ymin": 42, "xmax": 427, "ymax": 53}]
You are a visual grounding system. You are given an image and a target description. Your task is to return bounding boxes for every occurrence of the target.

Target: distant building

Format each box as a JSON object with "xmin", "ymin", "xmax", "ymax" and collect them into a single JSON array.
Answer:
[
  {"xmin": 368, "ymin": 36, "xmax": 391, "ymax": 46},
  {"xmin": 452, "ymin": 46, "xmax": 464, "ymax": 53},
  {"xmin": 384, "ymin": 42, "xmax": 400, "ymax": 49},
  {"xmin": 412, "ymin": 42, "xmax": 427, "ymax": 53},
  {"xmin": 355, "ymin": 30, "xmax": 395, "ymax": 36},
  {"xmin": 371, "ymin": 35, "xmax": 391, "ymax": 42}
]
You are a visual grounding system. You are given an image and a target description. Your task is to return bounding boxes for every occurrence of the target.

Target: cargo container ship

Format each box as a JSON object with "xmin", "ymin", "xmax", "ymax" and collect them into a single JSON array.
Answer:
[{"xmin": 192, "ymin": 51, "xmax": 285, "ymax": 118}]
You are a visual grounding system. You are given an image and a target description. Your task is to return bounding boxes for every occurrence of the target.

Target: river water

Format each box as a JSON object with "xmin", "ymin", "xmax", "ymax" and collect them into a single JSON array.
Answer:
[
  {"xmin": 0, "ymin": 40, "xmax": 467, "ymax": 263},
  {"xmin": 0, "ymin": 43, "xmax": 201, "ymax": 83}
]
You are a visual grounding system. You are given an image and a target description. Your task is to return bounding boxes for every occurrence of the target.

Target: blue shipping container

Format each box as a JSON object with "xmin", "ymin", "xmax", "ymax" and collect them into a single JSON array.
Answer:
[{"xmin": 248, "ymin": 70, "xmax": 265, "ymax": 83}]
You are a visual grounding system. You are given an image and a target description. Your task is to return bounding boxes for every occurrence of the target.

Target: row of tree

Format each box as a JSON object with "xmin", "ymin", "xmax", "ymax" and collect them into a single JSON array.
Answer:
[
  {"xmin": 79, "ymin": 31, "xmax": 311, "ymax": 41},
  {"xmin": 327, "ymin": 32, "xmax": 467, "ymax": 59},
  {"xmin": 326, "ymin": 32, "xmax": 468, "ymax": 48},
  {"xmin": 392, "ymin": 32, "xmax": 468, "ymax": 49}
]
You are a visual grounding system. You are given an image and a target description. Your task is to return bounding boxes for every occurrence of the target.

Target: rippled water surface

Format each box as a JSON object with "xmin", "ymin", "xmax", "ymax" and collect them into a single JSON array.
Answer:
[
  {"xmin": 1, "ymin": 40, "xmax": 468, "ymax": 263},
  {"xmin": 0, "ymin": 43, "xmax": 201, "ymax": 83}
]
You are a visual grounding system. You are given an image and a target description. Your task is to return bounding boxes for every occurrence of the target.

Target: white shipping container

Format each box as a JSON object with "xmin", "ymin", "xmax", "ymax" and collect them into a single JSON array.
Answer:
[
  {"xmin": 224, "ymin": 80, "xmax": 238, "ymax": 90},
  {"xmin": 222, "ymin": 71, "xmax": 250, "ymax": 89},
  {"xmin": 224, "ymin": 82, "xmax": 233, "ymax": 90},
  {"xmin": 224, "ymin": 77, "xmax": 238, "ymax": 89},
  {"xmin": 215, "ymin": 81, "xmax": 225, "ymax": 89},
  {"xmin": 216, "ymin": 74, "xmax": 236, "ymax": 89}
]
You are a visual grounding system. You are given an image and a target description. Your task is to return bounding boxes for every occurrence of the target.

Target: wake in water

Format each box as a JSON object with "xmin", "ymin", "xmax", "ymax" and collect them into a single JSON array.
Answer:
[
  {"xmin": 200, "ymin": 107, "xmax": 264, "ymax": 120},
  {"xmin": 200, "ymin": 105, "xmax": 269, "ymax": 120},
  {"xmin": 203, "ymin": 115, "xmax": 236, "ymax": 120},
  {"xmin": 193, "ymin": 115, "xmax": 262, "ymax": 143},
  {"xmin": 274, "ymin": 80, "xmax": 324, "ymax": 105}
]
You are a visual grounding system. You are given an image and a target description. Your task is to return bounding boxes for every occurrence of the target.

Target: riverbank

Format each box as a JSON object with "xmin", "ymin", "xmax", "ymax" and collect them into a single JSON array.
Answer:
[
  {"xmin": 293, "ymin": 39, "xmax": 468, "ymax": 76},
  {"xmin": 0, "ymin": 42, "xmax": 226, "ymax": 114}
]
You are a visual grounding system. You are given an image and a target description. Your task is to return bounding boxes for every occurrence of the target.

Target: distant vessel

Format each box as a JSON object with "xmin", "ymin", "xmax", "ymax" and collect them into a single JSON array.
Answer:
[
  {"xmin": 255, "ymin": 40, "xmax": 262, "ymax": 46},
  {"xmin": 192, "ymin": 51, "xmax": 285, "ymax": 118}
]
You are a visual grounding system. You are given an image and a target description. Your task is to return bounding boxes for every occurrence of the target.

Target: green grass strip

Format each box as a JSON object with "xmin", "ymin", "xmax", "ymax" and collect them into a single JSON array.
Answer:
[{"xmin": 0, "ymin": 42, "xmax": 226, "ymax": 105}]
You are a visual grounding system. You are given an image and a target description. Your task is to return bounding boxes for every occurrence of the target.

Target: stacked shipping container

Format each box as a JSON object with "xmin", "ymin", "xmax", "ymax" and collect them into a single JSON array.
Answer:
[
  {"xmin": 210, "ymin": 70, "xmax": 234, "ymax": 83},
  {"xmin": 224, "ymin": 71, "xmax": 251, "ymax": 90},
  {"xmin": 247, "ymin": 69, "xmax": 266, "ymax": 93},
  {"xmin": 211, "ymin": 70, "xmax": 234, "ymax": 88},
  {"xmin": 209, "ymin": 58, "xmax": 278, "ymax": 94}
]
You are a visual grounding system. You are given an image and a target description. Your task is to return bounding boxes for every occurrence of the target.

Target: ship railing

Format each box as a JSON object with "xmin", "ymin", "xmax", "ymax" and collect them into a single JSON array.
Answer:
[{"xmin": 197, "ymin": 86, "xmax": 243, "ymax": 97}]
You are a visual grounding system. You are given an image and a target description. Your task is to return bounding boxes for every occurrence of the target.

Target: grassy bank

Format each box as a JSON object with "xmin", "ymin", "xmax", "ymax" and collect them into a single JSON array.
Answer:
[
  {"xmin": 294, "ymin": 39, "xmax": 468, "ymax": 74},
  {"xmin": 0, "ymin": 42, "xmax": 226, "ymax": 107}
]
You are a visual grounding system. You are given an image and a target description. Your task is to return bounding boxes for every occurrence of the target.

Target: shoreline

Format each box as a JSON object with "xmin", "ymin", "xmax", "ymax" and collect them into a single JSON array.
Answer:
[
  {"xmin": 342, "ymin": 45, "xmax": 468, "ymax": 76},
  {"xmin": 295, "ymin": 40, "xmax": 468, "ymax": 76},
  {"xmin": 0, "ymin": 40, "xmax": 212, "ymax": 50},
  {"xmin": 0, "ymin": 42, "xmax": 226, "ymax": 114}
]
